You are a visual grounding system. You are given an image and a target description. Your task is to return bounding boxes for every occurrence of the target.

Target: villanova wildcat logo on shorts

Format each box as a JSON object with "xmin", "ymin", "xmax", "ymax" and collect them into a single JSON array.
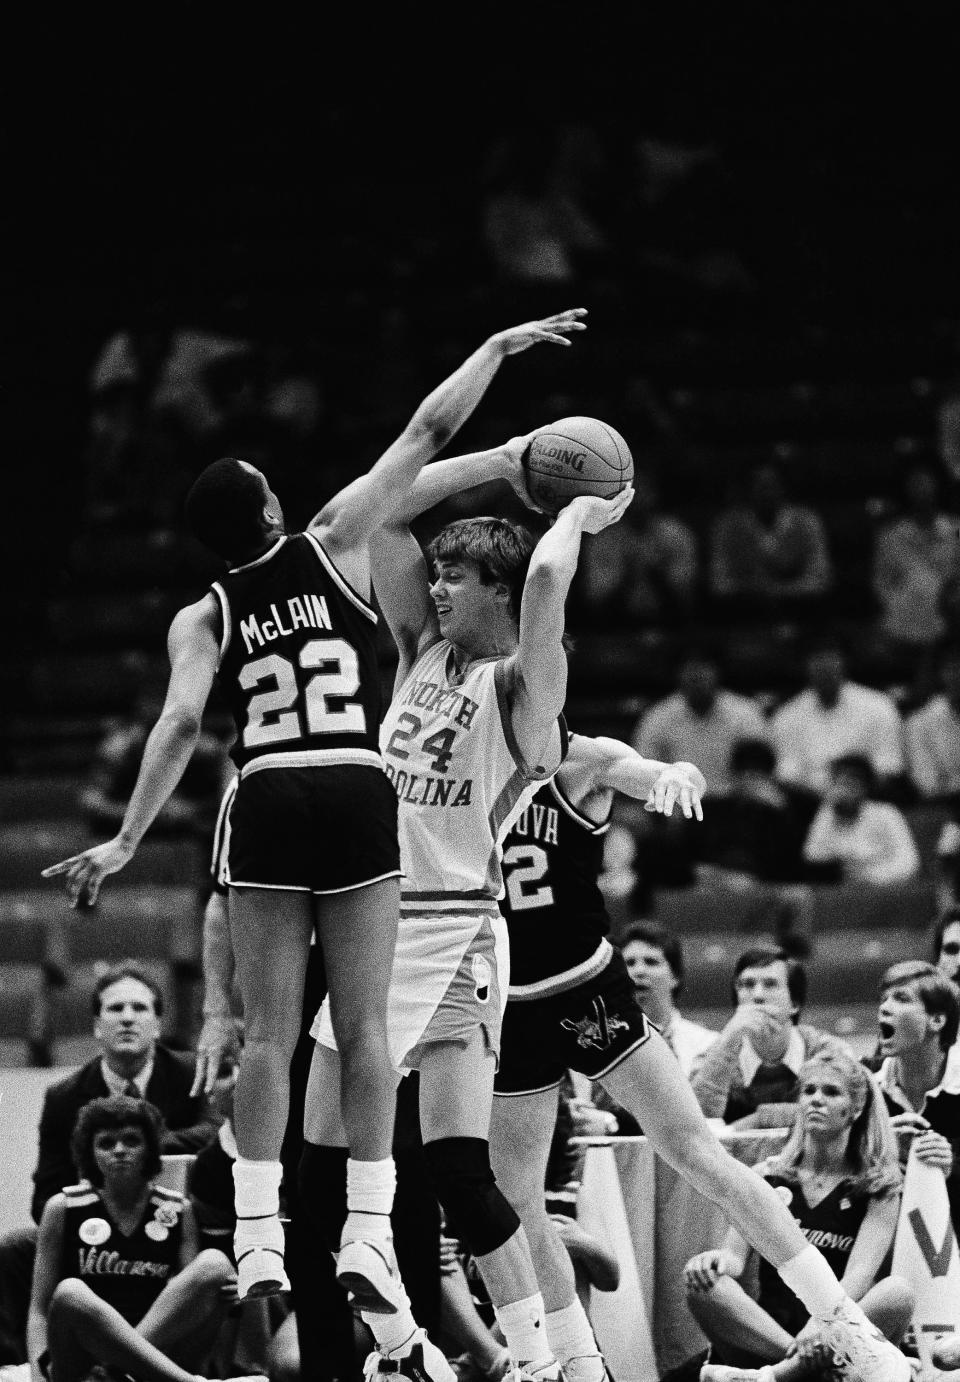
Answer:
[{"xmin": 560, "ymin": 996, "xmax": 630, "ymax": 1051}]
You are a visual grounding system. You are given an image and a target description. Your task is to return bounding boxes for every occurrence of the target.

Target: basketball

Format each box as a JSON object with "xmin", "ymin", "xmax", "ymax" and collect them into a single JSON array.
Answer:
[{"xmin": 521, "ymin": 416, "xmax": 633, "ymax": 516}]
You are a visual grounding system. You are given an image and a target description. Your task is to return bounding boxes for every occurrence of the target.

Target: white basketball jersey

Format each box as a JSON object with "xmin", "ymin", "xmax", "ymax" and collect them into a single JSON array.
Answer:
[{"xmin": 380, "ymin": 639, "xmax": 552, "ymax": 917}]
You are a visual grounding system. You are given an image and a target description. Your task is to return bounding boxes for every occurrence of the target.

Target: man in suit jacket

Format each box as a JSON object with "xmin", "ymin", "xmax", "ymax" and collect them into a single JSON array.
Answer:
[
  {"xmin": 0, "ymin": 961, "xmax": 219, "ymax": 1365},
  {"xmin": 31, "ymin": 961, "xmax": 219, "ymax": 1220}
]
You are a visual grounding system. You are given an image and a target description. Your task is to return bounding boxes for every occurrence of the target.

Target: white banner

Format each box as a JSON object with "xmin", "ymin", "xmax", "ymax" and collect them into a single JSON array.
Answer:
[{"xmin": 891, "ymin": 1146, "xmax": 960, "ymax": 1377}]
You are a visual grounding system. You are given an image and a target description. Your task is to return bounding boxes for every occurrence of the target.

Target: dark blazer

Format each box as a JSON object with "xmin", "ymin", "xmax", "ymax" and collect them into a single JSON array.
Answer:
[{"xmin": 31, "ymin": 1043, "xmax": 220, "ymax": 1222}]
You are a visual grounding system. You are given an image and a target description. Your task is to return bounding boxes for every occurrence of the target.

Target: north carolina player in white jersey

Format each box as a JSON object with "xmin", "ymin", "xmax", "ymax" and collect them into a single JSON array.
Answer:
[{"xmin": 304, "ymin": 440, "xmax": 632, "ymax": 1382}]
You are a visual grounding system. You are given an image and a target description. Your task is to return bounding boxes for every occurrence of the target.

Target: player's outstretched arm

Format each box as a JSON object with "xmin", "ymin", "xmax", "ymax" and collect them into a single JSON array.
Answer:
[
  {"xmin": 41, "ymin": 600, "xmax": 221, "ymax": 908},
  {"xmin": 370, "ymin": 524, "xmax": 439, "ymax": 690},
  {"xmin": 584, "ymin": 736, "xmax": 706, "ymax": 819},
  {"xmin": 312, "ymin": 309, "xmax": 587, "ymax": 552},
  {"xmin": 508, "ymin": 489, "xmax": 633, "ymax": 769}
]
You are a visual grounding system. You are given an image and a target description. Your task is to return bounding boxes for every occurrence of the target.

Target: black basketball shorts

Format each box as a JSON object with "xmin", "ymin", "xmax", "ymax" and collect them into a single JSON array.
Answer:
[
  {"xmin": 227, "ymin": 763, "xmax": 401, "ymax": 894},
  {"xmin": 494, "ymin": 948, "xmax": 653, "ymax": 1096}
]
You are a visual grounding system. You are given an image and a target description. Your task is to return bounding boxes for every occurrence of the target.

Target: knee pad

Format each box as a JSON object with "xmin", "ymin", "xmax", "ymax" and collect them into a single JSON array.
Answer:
[
  {"xmin": 297, "ymin": 1142, "xmax": 348, "ymax": 1252},
  {"xmin": 423, "ymin": 1137, "xmax": 520, "ymax": 1258}
]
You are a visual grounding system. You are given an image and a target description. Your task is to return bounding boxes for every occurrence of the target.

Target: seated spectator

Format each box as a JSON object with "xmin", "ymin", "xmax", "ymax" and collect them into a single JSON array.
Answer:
[
  {"xmin": 932, "ymin": 904, "xmax": 960, "ymax": 985},
  {"xmin": 802, "ymin": 754, "xmax": 920, "ymax": 887},
  {"xmin": 693, "ymin": 737, "xmax": 819, "ymax": 956},
  {"xmin": 28, "ymin": 1095, "xmax": 262, "ymax": 1382},
  {"xmin": 632, "ymin": 647, "xmax": 770, "ymax": 798},
  {"xmin": 620, "ymin": 922, "xmax": 719, "ymax": 1077},
  {"xmin": 872, "ymin": 960, "xmax": 960, "ymax": 1235},
  {"xmin": 871, "ymin": 459, "xmax": 960, "ymax": 665},
  {"xmin": 708, "ymin": 461, "xmax": 833, "ymax": 621},
  {"xmin": 905, "ymin": 640, "xmax": 960, "ymax": 800},
  {"xmin": 684, "ymin": 1048, "xmax": 911, "ymax": 1381},
  {"xmin": 691, "ymin": 946, "xmax": 842, "ymax": 1128},
  {"xmin": 769, "ymin": 633, "xmax": 909, "ymax": 804},
  {"xmin": 0, "ymin": 963, "xmax": 219, "ymax": 1368},
  {"xmin": 575, "ymin": 469, "xmax": 699, "ymax": 627}
]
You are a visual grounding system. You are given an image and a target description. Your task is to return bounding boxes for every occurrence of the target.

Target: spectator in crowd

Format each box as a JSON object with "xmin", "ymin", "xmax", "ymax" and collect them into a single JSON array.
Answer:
[
  {"xmin": 693, "ymin": 737, "xmax": 818, "ymax": 956},
  {"xmin": 871, "ymin": 459, "xmax": 960, "ymax": 663},
  {"xmin": 872, "ymin": 960, "xmax": 960, "ymax": 1234},
  {"xmin": 28, "ymin": 1095, "xmax": 262, "ymax": 1382},
  {"xmin": 691, "ymin": 946, "xmax": 841, "ymax": 1128},
  {"xmin": 632, "ymin": 647, "xmax": 769, "ymax": 798},
  {"xmin": 575, "ymin": 469, "xmax": 699, "ymax": 627},
  {"xmin": 620, "ymin": 922, "xmax": 719, "ymax": 1077},
  {"xmin": 932, "ymin": 905, "xmax": 960, "ymax": 984},
  {"xmin": 769, "ymin": 633, "xmax": 909, "ymax": 803},
  {"xmin": 905, "ymin": 640, "xmax": 960, "ymax": 801},
  {"xmin": 0, "ymin": 964, "xmax": 219, "ymax": 1368},
  {"xmin": 708, "ymin": 461, "xmax": 833, "ymax": 621},
  {"xmin": 801, "ymin": 754, "xmax": 920, "ymax": 887},
  {"xmin": 684, "ymin": 1048, "xmax": 911, "ymax": 1382}
]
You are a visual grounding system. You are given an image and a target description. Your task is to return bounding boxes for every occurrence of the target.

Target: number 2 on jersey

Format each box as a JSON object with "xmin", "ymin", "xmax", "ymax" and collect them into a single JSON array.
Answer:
[
  {"xmin": 502, "ymin": 843, "xmax": 554, "ymax": 911},
  {"xmin": 240, "ymin": 638, "xmax": 365, "ymax": 747}
]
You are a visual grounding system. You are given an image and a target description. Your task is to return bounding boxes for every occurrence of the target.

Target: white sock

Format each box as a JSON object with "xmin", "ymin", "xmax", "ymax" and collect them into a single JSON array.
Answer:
[
  {"xmin": 546, "ymin": 1299, "xmax": 602, "ymax": 1369},
  {"xmin": 362, "ymin": 1294, "xmax": 418, "ymax": 1356},
  {"xmin": 232, "ymin": 1157, "xmax": 282, "ymax": 1218},
  {"xmin": 344, "ymin": 1156, "xmax": 396, "ymax": 1245},
  {"xmin": 777, "ymin": 1244, "xmax": 846, "ymax": 1316},
  {"xmin": 495, "ymin": 1292, "xmax": 553, "ymax": 1369}
]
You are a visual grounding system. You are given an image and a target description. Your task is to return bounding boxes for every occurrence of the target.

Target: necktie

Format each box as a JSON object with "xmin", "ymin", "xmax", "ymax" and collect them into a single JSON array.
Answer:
[{"xmin": 123, "ymin": 1080, "xmax": 140, "ymax": 1099}]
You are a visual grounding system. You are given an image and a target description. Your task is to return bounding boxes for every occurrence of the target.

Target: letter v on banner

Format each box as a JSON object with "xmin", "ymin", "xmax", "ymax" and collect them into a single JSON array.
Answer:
[{"xmin": 891, "ymin": 1147, "xmax": 960, "ymax": 1375}]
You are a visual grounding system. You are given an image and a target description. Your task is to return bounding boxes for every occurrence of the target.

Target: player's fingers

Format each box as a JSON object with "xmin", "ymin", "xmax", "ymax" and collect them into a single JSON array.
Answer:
[
  {"xmin": 692, "ymin": 794, "xmax": 704, "ymax": 822},
  {"xmin": 41, "ymin": 857, "xmax": 82, "ymax": 877},
  {"xmin": 190, "ymin": 1056, "xmax": 208, "ymax": 1099},
  {"xmin": 678, "ymin": 787, "xmax": 693, "ymax": 819},
  {"xmin": 544, "ymin": 308, "xmax": 588, "ymax": 323}
]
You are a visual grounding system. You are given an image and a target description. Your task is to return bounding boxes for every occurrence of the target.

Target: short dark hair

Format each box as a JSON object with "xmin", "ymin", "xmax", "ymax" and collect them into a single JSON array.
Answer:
[
  {"xmin": 427, "ymin": 517, "xmax": 536, "ymax": 622},
  {"xmin": 619, "ymin": 922, "xmax": 685, "ymax": 997},
  {"xmin": 184, "ymin": 457, "xmax": 268, "ymax": 561},
  {"xmin": 71, "ymin": 1096, "xmax": 165, "ymax": 1186},
  {"xmin": 932, "ymin": 903, "xmax": 960, "ymax": 961},
  {"xmin": 92, "ymin": 962, "xmax": 164, "ymax": 1018},
  {"xmin": 732, "ymin": 945, "xmax": 807, "ymax": 1018},
  {"xmin": 879, "ymin": 959, "xmax": 960, "ymax": 1052},
  {"xmin": 829, "ymin": 753, "xmax": 876, "ymax": 792},
  {"xmin": 730, "ymin": 736, "xmax": 776, "ymax": 775}
]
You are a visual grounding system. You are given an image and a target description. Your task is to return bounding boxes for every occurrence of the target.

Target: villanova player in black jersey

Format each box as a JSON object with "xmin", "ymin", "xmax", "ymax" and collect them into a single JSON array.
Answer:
[
  {"xmin": 43, "ymin": 307, "xmax": 589, "ymax": 1307},
  {"xmin": 487, "ymin": 735, "xmax": 914, "ymax": 1382}
]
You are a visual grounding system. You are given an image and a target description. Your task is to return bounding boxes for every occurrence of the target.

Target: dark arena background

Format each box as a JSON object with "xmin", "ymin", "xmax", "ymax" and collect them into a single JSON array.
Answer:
[{"xmin": 3, "ymin": 10, "xmax": 960, "ymax": 1242}]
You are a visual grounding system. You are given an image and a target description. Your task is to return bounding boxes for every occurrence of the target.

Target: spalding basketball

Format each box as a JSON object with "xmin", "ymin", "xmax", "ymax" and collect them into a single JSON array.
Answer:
[{"xmin": 522, "ymin": 416, "xmax": 633, "ymax": 516}]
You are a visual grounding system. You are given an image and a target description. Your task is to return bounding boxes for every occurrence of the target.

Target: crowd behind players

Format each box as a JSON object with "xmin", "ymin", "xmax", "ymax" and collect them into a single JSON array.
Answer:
[{"xmin": 1, "ymin": 919, "xmax": 958, "ymax": 1381}]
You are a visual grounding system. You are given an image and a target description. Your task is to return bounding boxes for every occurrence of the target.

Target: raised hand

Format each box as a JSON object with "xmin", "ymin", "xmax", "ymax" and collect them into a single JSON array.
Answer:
[
  {"xmin": 490, "ymin": 307, "xmax": 588, "ymax": 356},
  {"xmin": 563, "ymin": 486, "xmax": 634, "ymax": 534},
  {"xmin": 40, "ymin": 836, "xmax": 135, "ymax": 909}
]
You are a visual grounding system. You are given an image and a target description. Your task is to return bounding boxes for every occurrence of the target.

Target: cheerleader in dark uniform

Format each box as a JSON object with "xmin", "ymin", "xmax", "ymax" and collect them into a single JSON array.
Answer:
[
  {"xmin": 27, "ymin": 1096, "xmax": 262, "ymax": 1382},
  {"xmin": 684, "ymin": 1048, "xmax": 914, "ymax": 1382}
]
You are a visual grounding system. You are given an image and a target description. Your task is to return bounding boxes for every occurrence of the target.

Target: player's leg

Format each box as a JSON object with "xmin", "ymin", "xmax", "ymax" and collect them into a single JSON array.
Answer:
[
  {"xmin": 418, "ymin": 1031, "xmax": 557, "ymax": 1378},
  {"xmin": 230, "ymin": 884, "xmax": 313, "ymax": 1299},
  {"xmin": 686, "ymin": 1273, "xmax": 796, "ymax": 1364},
  {"xmin": 598, "ymin": 1035, "xmax": 910, "ymax": 1382},
  {"xmin": 315, "ymin": 877, "xmax": 403, "ymax": 1311},
  {"xmin": 489, "ymin": 1088, "xmax": 604, "ymax": 1382}
]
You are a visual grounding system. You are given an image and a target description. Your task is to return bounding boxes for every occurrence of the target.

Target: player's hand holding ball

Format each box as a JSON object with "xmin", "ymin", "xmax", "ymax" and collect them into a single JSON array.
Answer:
[{"xmin": 564, "ymin": 487, "xmax": 634, "ymax": 534}]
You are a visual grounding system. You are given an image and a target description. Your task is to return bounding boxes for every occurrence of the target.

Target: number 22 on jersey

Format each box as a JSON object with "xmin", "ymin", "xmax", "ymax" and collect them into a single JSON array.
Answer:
[{"xmin": 240, "ymin": 638, "xmax": 366, "ymax": 748}]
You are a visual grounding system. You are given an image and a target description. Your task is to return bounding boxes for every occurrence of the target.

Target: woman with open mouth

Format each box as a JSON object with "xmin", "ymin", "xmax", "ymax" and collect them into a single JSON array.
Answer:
[{"xmin": 682, "ymin": 1047, "xmax": 913, "ymax": 1382}]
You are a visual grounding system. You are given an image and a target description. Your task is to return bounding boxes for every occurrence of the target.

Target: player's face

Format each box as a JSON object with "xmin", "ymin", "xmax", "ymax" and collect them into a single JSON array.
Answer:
[
  {"xmin": 734, "ymin": 961, "xmax": 796, "ymax": 1021},
  {"xmin": 95, "ymin": 979, "xmax": 161, "ymax": 1061},
  {"xmin": 877, "ymin": 982, "xmax": 936, "ymax": 1055},
  {"xmin": 937, "ymin": 920, "xmax": 960, "ymax": 982},
  {"xmin": 92, "ymin": 1124, "xmax": 149, "ymax": 1182},
  {"xmin": 430, "ymin": 558, "xmax": 503, "ymax": 646},
  {"xmin": 798, "ymin": 1067, "xmax": 855, "ymax": 1137},
  {"xmin": 622, "ymin": 941, "xmax": 676, "ymax": 1009}
]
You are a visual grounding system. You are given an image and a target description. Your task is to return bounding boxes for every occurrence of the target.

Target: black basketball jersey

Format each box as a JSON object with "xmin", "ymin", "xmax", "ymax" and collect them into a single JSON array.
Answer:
[
  {"xmin": 59, "ymin": 1181, "xmax": 186, "ymax": 1325},
  {"xmin": 756, "ymin": 1171, "xmax": 871, "ymax": 1331},
  {"xmin": 211, "ymin": 532, "xmax": 383, "ymax": 773},
  {"xmin": 500, "ymin": 771, "xmax": 611, "ymax": 989}
]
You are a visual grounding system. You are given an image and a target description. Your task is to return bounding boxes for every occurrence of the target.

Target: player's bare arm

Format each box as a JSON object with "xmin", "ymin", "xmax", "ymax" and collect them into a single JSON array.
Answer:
[
  {"xmin": 312, "ymin": 309, "xmax": 587, "ymax": 567},
  {"xmin": 41, "ymin": 597, "xmax": 221, "ymax": 908},
  {"xmin": 558, "ymin": 734, "xmax": 705, "ymax": 822},
  {"xmin": 506, "ymin": 489, "xmax": 633, "ymax": 771},
  {"xmin": 370, "ymin": 523, "xmax": 440, "ymax": 690}
]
